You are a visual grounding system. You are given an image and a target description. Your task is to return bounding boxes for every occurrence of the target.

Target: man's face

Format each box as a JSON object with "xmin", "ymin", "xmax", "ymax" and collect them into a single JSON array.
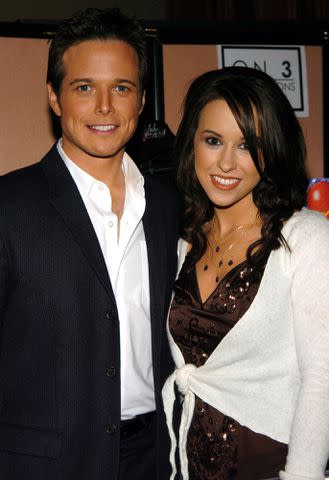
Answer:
[{"xmin": 48, "ymin": 39, "xmax": 145, "ymax": 167}]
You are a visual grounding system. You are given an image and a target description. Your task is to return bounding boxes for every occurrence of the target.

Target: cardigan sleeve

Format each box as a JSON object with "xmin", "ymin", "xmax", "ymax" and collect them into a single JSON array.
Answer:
[{"xmin": 280, "ymin": 213, "xmax": 329, "ymax": 480}]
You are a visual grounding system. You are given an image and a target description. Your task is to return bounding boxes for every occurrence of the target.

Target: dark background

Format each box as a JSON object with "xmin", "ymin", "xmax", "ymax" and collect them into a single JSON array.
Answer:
[{"xmin": 1, "ymin": 0, "xmax": 329, "ymax": 22}]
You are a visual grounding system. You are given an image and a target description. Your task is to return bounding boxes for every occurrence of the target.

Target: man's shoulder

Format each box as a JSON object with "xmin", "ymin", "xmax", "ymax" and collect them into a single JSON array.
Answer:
[
  {"xmin": 0, "ymin": 145, "xmax": 58, "ymax": 202},
  {"xmin": 1, "ymin": 144, "xmax": 58, "ymax": 180},
  {"xmin": 0, "ymin": 163, "xmax": 41, "ymax": 200},
  {"xmin": 143, "ymin": 174, "xmax": 182, "ymax": 239},
  {"xmin": 1, "ymin": 160, "xmax": 41, "ymax": 181},
  {"xmin": 144, "ymin": 174, "xmax": 181, "ymax": 207}
]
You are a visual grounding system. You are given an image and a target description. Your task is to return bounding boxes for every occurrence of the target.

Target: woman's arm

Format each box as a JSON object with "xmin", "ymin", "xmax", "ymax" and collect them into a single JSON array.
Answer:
[{"xmin": 280, "ymin": 214, "xmax": 329, "ymax": 480}]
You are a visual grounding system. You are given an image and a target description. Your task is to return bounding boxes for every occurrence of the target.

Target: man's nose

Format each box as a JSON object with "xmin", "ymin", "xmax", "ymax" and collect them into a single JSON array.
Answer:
[{"xmin": 96, "ymin": 89, "xmax": 114, "ymax": 115}]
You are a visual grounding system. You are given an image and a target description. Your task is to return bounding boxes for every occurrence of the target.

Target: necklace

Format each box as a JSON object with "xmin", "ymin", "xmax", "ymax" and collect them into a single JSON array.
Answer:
[{"xmin": 203, "ymin": 219, "xmax": 259, "ymax": 283}]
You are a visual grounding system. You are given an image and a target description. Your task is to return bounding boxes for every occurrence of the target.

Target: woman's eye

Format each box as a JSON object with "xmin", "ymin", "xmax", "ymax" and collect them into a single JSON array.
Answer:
[
  {"xmin": 205, "ymin": 137, "xmax": 221, "ymax": 146},
  {"xmin": 239, "ymin": 142, "xmax": 250, "ymax": 151}
]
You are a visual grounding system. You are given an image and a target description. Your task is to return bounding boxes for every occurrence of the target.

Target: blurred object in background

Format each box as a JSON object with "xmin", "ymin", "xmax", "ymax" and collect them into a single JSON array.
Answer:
[
  {"xmin": 307, "ymin": 178, "xmax": 329, "ymax": 219},
  {"xmin": 127, "ymin": 31, "xmax": 175, "ymax": 181},
  {"xmin": 129, "ymin": 120, "xmax": 175, "ymax": 175}
]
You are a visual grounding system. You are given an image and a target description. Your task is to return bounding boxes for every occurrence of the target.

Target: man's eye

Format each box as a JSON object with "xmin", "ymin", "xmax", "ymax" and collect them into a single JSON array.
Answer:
[
  {"xmin": 115, "ymin": 85, "xmax": 129, "ymax": 93},
  {"xmin": 77, "ymin": 85, "xmax": 91, "ymax": 92}
]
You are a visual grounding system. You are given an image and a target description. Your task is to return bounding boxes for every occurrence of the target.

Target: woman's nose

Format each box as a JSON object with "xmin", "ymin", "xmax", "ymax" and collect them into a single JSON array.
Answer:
[{"xmin": 217, "ymin": 147, "xmax": 236, "ymax": 172}]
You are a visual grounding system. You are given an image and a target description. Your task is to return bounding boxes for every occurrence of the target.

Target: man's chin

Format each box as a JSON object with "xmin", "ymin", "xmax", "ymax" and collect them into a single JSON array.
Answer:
[{"xmin": 83, "ymin": 146, "xmax": 125, "ymax": 160}]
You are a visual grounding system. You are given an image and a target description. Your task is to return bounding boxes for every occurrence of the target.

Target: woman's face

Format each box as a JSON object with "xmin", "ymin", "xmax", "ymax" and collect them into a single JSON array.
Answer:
[{"xmin": 194, "ymin": 99, "xmax": 261, "ymax": 212}]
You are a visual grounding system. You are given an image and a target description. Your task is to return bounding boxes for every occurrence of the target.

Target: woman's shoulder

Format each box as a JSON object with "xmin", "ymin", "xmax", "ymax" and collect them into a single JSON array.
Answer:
[
  {"xmin": 282, "ymin": 207, "xmax": 329, "ymax": 245},
  {"xmin": 282, "ymin": 208, "xmax": 329, "ymax": 253},
  {"xmin": 177, "ymin": 238, "xmax": 189, "ymax": 269},
  {"xmin": 176, "ymin": 239, "xmax": 197, "ymax": 279}
]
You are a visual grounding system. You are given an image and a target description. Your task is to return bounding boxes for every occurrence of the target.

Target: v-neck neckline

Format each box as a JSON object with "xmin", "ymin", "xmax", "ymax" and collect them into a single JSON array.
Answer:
[{"xmin": 194, "ymin": 259, "xmax": 248, "ymax": 307}]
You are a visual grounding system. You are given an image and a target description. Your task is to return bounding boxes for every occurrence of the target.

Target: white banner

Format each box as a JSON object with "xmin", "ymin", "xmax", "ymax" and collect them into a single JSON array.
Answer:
[{"xmin": 218, "ymin": 45, "xmax": 309, "ymax": 117}]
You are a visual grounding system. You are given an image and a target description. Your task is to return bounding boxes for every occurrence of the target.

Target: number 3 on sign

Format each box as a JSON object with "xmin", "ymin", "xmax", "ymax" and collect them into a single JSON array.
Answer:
[{"xmin": 282, "ymin": 61, "xmax": 292, "ymax": 78}]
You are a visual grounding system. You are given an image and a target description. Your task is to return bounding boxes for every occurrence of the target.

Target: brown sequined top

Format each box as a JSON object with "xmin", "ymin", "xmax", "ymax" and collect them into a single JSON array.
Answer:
[{"xmin": 169, "ymin": 256, "xmax": 288, "ymax": 480}]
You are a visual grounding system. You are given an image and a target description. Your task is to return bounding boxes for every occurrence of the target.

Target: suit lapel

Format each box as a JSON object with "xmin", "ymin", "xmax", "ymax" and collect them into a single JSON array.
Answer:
[
  {"xmin": 40, "ymin": 145, "xmax": 115, "ymax": 302},
  {"xmin": 143, "ymin": 178, "xmax": 168, "ymax": 381},
  {"xmin": 143, "ymin": 178, "xmax": 167, "ymax": 311}
]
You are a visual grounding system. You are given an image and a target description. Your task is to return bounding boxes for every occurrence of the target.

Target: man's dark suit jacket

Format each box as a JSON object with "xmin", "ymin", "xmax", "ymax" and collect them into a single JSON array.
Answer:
[{"xmin": 0, "ymin": 145, "xmax": 178, "ymax": 480}]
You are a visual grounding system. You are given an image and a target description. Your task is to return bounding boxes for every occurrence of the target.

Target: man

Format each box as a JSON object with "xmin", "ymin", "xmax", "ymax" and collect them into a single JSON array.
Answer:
[{"xmin": 0, "ymin": 8, "xmax": 178, "ymax": 480}]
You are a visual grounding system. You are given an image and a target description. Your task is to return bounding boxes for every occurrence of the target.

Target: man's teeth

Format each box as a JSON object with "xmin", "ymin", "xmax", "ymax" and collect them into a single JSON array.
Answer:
[
  {"xmin": 213, "ymin": 175, "xmax": 239, "ymax": 185},
  {"xmin": 90, "ymin": 125, "xmax": 116, "ymax": 131}
]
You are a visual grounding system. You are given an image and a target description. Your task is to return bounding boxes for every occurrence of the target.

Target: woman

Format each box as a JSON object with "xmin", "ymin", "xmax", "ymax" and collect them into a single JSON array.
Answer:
[{"xmin": 162, "ymin": 67, "xmax": 329, "ymax": 480}]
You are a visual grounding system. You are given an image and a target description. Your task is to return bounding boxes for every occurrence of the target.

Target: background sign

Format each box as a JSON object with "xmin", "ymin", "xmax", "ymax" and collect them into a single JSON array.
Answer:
[{"xmin": 218, "ymin": 46, "xmax": 309, "ymax": 117}]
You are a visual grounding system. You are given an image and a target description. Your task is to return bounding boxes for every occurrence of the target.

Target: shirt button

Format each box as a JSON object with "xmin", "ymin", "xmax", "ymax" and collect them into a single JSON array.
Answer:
[
  {"xmin": 108, "ymin": 221, "xmax": 114, "ymax": 228},
  {"xmin": 98, "ymin": 184, "xmax": 104, "ymax": 191},
  {"xmin": 106, "ymin": 366, "xmax": 117, "ymax": 378},
  {"xmin": 106, "ymin": 309, "xmax": 115, "ymax": 321},
  {"xmin": 105, "ymin": 424, "xmax": 117, "ymax": 434}
]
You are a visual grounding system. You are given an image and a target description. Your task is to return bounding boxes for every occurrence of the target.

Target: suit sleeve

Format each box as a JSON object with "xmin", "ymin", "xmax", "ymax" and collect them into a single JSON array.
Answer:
[
  {"xmin": 280, "ymin": 216, "xmax": 329, "ymax": 480},
  {"xmin": 0, "ymin": 235, "xmax": 11, "ymax": 318}
]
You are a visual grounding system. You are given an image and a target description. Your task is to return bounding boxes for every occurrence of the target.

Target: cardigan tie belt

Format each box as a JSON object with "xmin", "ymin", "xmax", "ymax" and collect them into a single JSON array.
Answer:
[
  {"xmin": 162, "ymin": 363, "xmax": 198, "ymax": 480},
  {"xmin": 176, "ymin": 363, "xmax": 197, "ymax": 395}
]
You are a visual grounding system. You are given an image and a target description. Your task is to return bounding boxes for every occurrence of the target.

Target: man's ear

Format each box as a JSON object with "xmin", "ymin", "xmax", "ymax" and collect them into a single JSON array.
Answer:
[
  {"xmin": 47, "ymin": 83, "xmax": 61, "ymax": 117},
  {"xmin": 138, "ymin": 90, "xmax": 146, "ymax": 115}
]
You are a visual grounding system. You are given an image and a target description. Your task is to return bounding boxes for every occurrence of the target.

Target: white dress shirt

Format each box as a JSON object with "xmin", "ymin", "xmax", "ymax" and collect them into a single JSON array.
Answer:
[{"xmin": 57, "ymin": 140, "xmax": 155, "ymax": 420}]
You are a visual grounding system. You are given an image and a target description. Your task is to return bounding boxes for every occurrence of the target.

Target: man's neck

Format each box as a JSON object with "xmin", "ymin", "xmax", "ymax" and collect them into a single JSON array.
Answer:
[{"xmin": 60, "ymin": 141, "xmax": 127, "ymax": 222}]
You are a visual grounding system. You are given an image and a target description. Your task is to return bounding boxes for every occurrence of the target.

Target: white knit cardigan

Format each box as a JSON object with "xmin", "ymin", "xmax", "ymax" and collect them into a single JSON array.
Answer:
[{"xmin": 162, "ymin": 208, "xmax": 329, "ymax": 480}]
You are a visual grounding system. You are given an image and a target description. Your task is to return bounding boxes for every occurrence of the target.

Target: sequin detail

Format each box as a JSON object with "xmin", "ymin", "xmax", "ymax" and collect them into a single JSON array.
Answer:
[{"xmin": 169, "ymin": 258, "xmax": 287, "ymax": 479}]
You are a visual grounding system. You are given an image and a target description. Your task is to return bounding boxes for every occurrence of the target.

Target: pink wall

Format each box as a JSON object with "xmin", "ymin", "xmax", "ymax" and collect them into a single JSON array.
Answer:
[
  {"xmin": 0, "ymin": 37, "xmax": 55, "ymax": 174},
  {"xmin": 0, "ymin": 38, "xmax": 324, "ymax": 178},
  {"xmin": 163, "ymin": 44, "xmax": 323, "ymax": 178}
]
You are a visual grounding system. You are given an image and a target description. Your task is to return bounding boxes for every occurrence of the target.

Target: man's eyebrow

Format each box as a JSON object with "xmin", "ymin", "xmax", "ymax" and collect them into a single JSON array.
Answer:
[
  {"xmin": 115, "ymin": 78, "xmax": 137, "ymax": 88},
  {"xmin": 68, "ymin": 78, "xmax": 137, "ymax": 88},
  {"xmin": 69, "ymin": 78, "xmax": 92, "ymax": 86}
]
